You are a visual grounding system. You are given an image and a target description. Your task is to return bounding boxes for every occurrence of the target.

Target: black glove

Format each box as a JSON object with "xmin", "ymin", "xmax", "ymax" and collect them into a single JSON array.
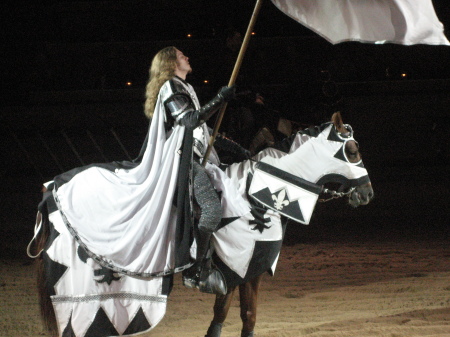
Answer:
[
  {"xmin": 217, "ymin": 85, "xmax": 236, "ymax": 102},
  {"xmin": 194, "ymin": 85, "xmax": 236, "ymax": 125}
]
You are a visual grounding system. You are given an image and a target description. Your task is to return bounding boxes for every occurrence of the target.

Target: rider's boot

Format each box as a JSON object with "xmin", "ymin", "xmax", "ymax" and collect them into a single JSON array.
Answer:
[
  {"xmin": 182, "ymin": 230, "xmax": 210, "ymax": 288},
  {"xmin": 183, "ymin": 230, "xmax": 227, "ymax": 295}
]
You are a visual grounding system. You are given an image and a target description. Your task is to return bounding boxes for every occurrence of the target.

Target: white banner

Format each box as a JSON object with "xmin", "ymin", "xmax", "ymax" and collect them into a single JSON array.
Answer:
[{"xmin": 271, "ymin": 0, "xmax": 450, "ymax": 45}]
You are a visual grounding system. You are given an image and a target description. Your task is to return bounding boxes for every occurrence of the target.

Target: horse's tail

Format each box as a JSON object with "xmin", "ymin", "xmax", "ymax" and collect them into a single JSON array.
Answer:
[{"xmin": 34, "ymin": 195, "xmax": 59, "ymax": 337}]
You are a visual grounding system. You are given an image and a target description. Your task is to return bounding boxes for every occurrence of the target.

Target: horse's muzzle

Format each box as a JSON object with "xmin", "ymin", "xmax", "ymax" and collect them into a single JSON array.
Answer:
[{"xmin": 349, "ymin": 183, "xmax": 374, "ymax": 207}]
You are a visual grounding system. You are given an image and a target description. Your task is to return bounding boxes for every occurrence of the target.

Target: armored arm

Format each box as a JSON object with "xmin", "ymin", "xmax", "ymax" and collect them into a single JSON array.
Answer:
[{"xmin": 164, "ymin": 86, "xmax": 235, "ymax": 129}]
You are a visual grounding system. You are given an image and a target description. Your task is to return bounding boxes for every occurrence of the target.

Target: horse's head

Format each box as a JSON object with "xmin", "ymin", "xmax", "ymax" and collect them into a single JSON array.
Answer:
[
  {"xmin": 258, "ymin": 111, "xmax": 374, "ymax": 212},
  {"xmin": 245, "ymin": 111, "xmax": 374, "ymax": 225},
  {"xmin": 320, "ymin": 112, "xmax": 374, "ymax": 207}
]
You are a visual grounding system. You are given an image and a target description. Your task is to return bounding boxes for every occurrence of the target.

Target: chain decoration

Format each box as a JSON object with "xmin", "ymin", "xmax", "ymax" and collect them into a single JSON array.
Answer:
[{"xmin": 319, "ymin": 187, "xmax": 356, "ymax": 203}]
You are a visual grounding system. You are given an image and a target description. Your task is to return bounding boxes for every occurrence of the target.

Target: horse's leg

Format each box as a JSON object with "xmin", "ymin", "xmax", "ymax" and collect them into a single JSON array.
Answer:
[
  {"xmin": 238, "ymin": 274, "xmax": 263, "ymax": 337},
  {"xmin": 205, "ymin": 286, "xmax": 237, "ymax": 337}
]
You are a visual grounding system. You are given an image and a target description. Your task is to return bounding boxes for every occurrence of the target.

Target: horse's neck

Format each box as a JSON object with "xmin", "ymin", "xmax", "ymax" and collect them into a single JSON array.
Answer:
[
  {"xmin": 261, "ymin": 125, "xmax": 343, "ymax": 184},
  {"xmin": 224, "ymin": 129, "xmax": 321, "ymax": 187},
  {"xmin": 224, "ymin": 147, "xmax": 284, "ymax": 196},
  {"xmin": 268, "ymin": 133, "xmax": 335, "ymax": 183},
  {"xmin": 224, "ymin": 138, "xmax": 307, "ymax": 198},
  {"xmin": 224, "ymin": 130, "xmax": 315, "ymax": 192}
]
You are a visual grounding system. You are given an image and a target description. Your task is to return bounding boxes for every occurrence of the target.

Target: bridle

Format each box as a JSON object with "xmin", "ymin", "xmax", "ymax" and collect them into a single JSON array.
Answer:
[
  {"xmin": 319, "ymin": 186, "xmax": 356, "ymax": 203},
  {"xmin": 317, "ymin": 125, "xmax": 360, "ymax": 203}
]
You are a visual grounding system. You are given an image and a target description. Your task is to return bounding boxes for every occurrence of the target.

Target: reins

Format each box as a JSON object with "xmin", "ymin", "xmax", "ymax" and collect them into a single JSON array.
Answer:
[{"xmin": 319, "ymin": 187, "xmax": 356, "ymax": 203}]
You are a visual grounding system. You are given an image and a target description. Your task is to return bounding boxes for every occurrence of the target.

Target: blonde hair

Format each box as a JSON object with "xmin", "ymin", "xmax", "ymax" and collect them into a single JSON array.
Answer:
[{"xmin": 144, "ymin": 46, "xmax": 178, "ymax": 119}]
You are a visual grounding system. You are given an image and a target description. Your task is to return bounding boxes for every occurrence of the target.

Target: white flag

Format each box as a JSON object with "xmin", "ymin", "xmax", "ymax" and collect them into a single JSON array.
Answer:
[{"xmin": 271, "ymin": 0, "xmax": 450, "ymax": 45}]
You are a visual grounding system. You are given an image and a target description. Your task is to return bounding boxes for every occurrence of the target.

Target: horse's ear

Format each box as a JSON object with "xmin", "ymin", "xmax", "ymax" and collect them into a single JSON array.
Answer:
[{"xmin": 331, "ymin": 112, "xmax": 346, "ymax": 133}]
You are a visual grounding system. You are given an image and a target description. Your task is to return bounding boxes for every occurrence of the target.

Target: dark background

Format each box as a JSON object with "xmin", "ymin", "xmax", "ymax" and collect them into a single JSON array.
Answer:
[{"xmin": 1, "ymin": 0, "xmax": 449, "ymax": 259}]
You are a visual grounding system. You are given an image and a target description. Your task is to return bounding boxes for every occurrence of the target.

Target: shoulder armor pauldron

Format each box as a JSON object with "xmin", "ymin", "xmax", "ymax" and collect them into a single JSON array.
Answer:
[{"xmin": 163, "ymin": 78, "xmax": 195, "ymax": 121}]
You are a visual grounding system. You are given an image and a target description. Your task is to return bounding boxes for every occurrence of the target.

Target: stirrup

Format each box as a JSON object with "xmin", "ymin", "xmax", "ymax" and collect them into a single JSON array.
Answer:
[{"xmin": 198, "ymin": 262, "xmax": 227, "ymax": 296}]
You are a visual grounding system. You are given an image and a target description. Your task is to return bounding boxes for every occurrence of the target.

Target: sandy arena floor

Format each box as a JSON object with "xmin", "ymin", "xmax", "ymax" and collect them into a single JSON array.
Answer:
[{"xmin": 1, "ymin": 240, "xmax": 449, "ymax": 337}]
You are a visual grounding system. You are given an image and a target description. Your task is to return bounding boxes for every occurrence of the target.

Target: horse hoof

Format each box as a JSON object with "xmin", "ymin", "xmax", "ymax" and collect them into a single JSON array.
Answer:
[
  {"xmin": 241, "ymin": 331, "xmax": 254, "ymax": 337},
  {"xmin": 205, "ymin": 322, "xmax": 222, "ymax": 337}
]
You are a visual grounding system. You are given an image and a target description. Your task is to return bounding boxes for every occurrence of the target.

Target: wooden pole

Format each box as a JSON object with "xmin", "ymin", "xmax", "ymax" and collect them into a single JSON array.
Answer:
[{"xmin": 202, "ymin": 0, "xmax": 264, "ymax": 166}]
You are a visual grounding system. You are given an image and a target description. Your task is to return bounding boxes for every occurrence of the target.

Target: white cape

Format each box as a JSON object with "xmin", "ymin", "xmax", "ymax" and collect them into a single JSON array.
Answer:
[
  {"xmin": 53, "ymin": 79, "xmax": 250, "ymax": 276},
  {"xmin": 54, "ymin": 88, "xmax": 184, "ymax": 276}
]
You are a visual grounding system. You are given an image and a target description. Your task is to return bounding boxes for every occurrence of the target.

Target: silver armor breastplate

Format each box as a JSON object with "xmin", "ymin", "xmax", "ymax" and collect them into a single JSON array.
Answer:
[
  {"xmin": 193, "ymin": 125, "xmax": 207, "ymax": 158},
  {"xmin": 162, "ymin": 77, "xmax": 220, "ymax": 165},
  {"xmin": 193, "ymin": 124, "xmax": 220, "ymax": 166}
]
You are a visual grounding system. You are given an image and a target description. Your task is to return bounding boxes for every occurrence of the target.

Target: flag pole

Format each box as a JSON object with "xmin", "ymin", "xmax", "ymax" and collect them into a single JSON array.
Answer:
[{"xmin": 202, "ymin": 0, "xmax": 264, "ymax": 166}]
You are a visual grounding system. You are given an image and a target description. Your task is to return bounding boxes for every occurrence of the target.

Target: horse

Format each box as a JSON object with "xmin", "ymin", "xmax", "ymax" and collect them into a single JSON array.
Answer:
[
  {"xmin": 29, "ymin": 112, "xmax": 373, "ymax": 337},
  {"xmin": 202, "ymin": 112, "xmax": 373, "ymax": 337}
]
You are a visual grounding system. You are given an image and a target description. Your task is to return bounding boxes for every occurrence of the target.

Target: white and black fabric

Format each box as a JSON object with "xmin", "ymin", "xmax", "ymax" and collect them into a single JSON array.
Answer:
[
  {"xmin": 39, "ymin": 196, "xmax": 171, "ymax": 337},
  {"xmin": 248, "ymin": 162, "xmax": 322, "ymax": 224},
  {"xmin": 35, "ymin": 76, "xmax": 250, "ymax": 337}
]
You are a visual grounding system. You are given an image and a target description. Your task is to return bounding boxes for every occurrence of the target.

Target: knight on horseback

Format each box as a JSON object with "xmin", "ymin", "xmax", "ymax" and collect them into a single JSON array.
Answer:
[
  {"xmin": 28, "ymin": 46, "xmax": 375, "ymax": 337},
  {"xmin": 143, "ymin": 46, "xmax": 250, "ymax": 293}
]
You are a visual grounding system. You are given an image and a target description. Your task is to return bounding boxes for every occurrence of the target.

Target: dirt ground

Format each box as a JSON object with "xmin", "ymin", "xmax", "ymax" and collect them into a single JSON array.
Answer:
[{"xmin": 1, "ymin": 240, "xmax": 449, "ymax": 337}]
